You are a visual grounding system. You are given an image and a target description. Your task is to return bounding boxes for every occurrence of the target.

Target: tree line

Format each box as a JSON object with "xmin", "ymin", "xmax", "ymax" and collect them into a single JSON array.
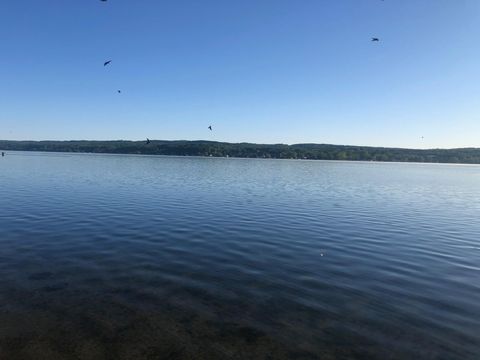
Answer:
[{"xmin": 1, "ymin": 140, "xmax": 480, "ymax": 164}]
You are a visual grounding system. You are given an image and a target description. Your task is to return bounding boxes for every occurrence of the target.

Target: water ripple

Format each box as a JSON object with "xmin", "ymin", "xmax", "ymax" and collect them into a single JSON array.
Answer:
[{"xmin": 0, "ymin": 152, "xmax": 479, "ymax": 359}]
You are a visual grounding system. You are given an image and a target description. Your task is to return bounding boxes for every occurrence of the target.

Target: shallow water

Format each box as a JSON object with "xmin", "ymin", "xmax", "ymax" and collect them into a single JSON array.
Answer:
[{"xmin": 0, "ymin": 152, "xmax": 479, "ymax": 359}]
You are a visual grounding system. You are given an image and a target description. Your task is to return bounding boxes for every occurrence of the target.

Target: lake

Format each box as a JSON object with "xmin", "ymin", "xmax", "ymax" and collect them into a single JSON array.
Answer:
[{"xmin": 0, "ymin": 152, "xmax": 479, "ymax": 359}]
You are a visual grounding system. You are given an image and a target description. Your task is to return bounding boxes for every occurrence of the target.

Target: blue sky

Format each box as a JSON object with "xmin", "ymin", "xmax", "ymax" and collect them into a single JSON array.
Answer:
[{"xmin": 0, "ymin": 0, "xmax": 479, "ymax": 148}]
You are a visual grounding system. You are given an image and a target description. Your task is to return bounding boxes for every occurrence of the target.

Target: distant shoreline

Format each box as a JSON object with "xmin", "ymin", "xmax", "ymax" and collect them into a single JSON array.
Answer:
[{"xmin": 1, "ymin": 140, "xmax": 480, "ymax": 164}]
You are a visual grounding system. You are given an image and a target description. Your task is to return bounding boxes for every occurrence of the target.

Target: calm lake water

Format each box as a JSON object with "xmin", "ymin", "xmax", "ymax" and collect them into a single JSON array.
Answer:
[{"xmin": 0, "ymin": 152, "xmax": 479, "ymax": 359}]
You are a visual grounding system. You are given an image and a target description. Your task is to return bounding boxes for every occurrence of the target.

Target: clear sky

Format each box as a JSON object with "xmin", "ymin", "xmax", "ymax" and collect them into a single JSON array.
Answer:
[{"xmin": 0, "ymin": 0, "xmax": 479, "ymax": 148}]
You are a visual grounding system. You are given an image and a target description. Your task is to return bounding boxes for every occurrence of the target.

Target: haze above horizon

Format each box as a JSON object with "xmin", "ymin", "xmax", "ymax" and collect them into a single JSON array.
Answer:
[{"xmin": 1, "ymin": 0, "xmax": 479, "ymax": 148}]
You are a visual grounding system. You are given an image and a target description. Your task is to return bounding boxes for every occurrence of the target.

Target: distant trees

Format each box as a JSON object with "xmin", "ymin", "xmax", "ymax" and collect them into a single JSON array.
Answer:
[{"xmin": 1, "ymin": 140, "xmax": 480, "ymax": 164}]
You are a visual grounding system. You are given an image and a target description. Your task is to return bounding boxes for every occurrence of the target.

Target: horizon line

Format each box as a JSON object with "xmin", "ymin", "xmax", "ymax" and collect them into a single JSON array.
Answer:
[{"xmin": 0, "ymin": 139, "xmax": 478, "ymax": 151}]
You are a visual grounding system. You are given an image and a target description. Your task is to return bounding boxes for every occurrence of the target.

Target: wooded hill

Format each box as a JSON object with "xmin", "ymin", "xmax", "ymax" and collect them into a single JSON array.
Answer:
[{"xmin": 1, "ymin": 140, "xmax": 480, "ymax": 164}]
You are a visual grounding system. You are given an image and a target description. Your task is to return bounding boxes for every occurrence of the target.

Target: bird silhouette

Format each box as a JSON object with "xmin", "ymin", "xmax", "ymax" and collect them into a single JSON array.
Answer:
[
  {"xmin": 208, "ymin": 126, "xmax": 212, "ymax": 131},
  {"xmin": 117, "ymin": 90, "xmax": 121, "ymax": 94},
  {"xmin": 371, "ymin": 38, "xmax": 380, "ymax": 42},
  {"xmin": 146, "ymin": 138, "xmax": 151, "ymax": 145},
  {"xmin": 104, "ymin": 60, "xmax": 112, "ymax": 66}
]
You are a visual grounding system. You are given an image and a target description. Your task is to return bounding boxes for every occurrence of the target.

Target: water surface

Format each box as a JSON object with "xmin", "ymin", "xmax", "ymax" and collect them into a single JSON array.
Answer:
[{"xmin": 1, "ymin": 152, "xmax": 479, "ymax": 359}]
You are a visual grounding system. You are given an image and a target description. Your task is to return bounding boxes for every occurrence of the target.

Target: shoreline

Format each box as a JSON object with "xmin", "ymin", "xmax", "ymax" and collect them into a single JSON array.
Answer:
[{"xmin": 2, "ymin": 149, "xmax": 480, "ymax": 166}]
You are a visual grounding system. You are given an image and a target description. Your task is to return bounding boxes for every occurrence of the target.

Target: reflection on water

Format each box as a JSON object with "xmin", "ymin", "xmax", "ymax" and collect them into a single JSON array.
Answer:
[{"xmin": 0, "ymin": 152, "xmax": 479, "ymax": 359}]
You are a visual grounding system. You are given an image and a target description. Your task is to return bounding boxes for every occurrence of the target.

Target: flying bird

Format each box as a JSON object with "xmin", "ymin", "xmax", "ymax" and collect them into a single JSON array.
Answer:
[
  {"xmin": 371, "ymin": 38, "xmax": 380, "ymax": 42},
  {"xmin": 104, "ymin": 60, "xmax": 112, "ymax": 66},
  {"xmin": 146, "ymin": 138, "xmax": 151, "ymax": 145},
  {"xmin": 117, "ymin": 90, "xmax": 121, "ymax": 94},
  {"xmin": 208, "ymin": 126, "xmax": 212, "ymax": 131}
]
